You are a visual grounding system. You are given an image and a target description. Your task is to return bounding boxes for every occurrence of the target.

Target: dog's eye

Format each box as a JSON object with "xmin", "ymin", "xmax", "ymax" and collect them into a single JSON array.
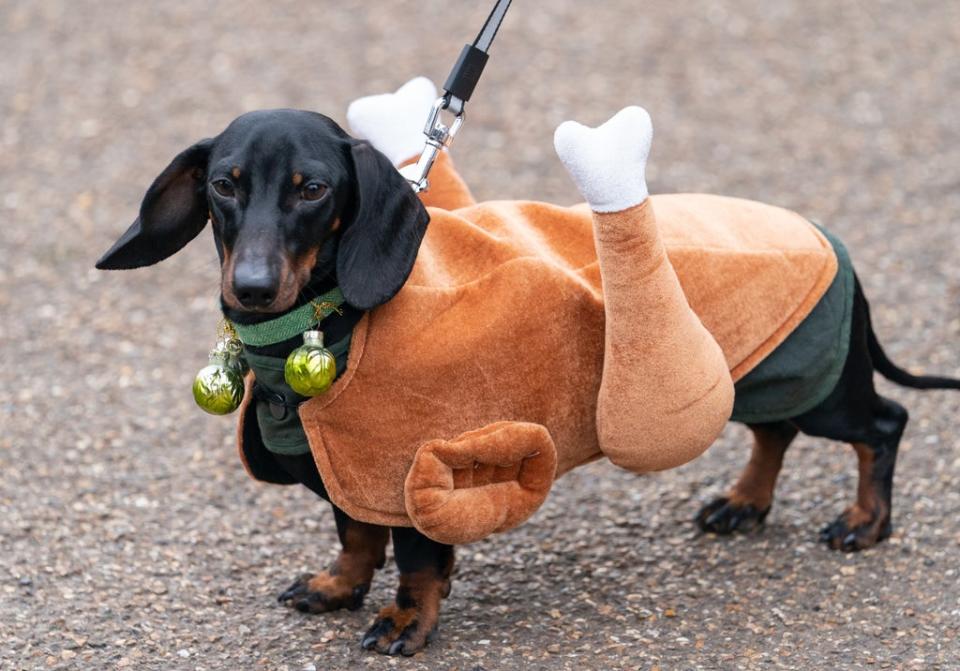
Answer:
[
  {"xmin": 301, "ymin": 183, "xmax": 328, "ymax": 202},
  {"xmin": 212, "ymin": 179, "xmax": 236, "ymax": 198}
]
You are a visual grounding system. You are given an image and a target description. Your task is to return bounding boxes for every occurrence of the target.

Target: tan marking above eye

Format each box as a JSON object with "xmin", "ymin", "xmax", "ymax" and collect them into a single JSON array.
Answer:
[
  {"xmin": 292, "ymin": 172, "xmax": 303, "ymax": 186},
  {"xmin": 231, "ymin": 166, "xmax": 241, "ymax": 179}
]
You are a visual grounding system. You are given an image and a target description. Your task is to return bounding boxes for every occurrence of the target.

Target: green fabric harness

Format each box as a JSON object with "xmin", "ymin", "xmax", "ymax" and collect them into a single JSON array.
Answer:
[
  {"xmin": 730, "ymin": 224, "xmax": 854, "ymax": 423},
  {"xmin": 234, "ymin": 287, "xmax": 349, "ymax": 456}
]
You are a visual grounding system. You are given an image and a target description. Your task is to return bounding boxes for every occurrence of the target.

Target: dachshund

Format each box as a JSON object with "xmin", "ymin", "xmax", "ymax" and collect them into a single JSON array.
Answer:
[{"xmin": 96, "ymin": 97, "xmax": 960, "ymax": 655}]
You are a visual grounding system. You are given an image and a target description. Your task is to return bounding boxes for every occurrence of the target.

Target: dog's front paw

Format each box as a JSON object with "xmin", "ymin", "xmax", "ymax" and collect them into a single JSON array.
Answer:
[
  {"xmin": 820, "ymin": 504, "xmax": 892, "ymax": 552},
  {"xmin": 360, "ymin": 571, "xmax": 450, "ymax": 656},
  {"xmin": 695, "ymin": 497, "xmax": 770, "ymax": 535},
  {"xmin": 360, "ymin": 603, "xmax": 439, "ymax": 656},
  {"xmin": 278, "ymin": 572, "xmax": 369, "ymax": 614}
]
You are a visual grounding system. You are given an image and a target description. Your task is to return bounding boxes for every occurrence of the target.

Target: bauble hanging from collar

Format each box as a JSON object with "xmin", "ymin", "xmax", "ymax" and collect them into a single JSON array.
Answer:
[
  {"xmin": 193, "ymin": 331, "xmax": 247, "ymax": 415},
  {"xmin": 192, "ymin": 296, "xmax": 344, "ymax": 414},
  {"xmin": 284, "ymin": 329, "xmax": 337, "ymax": 397}
]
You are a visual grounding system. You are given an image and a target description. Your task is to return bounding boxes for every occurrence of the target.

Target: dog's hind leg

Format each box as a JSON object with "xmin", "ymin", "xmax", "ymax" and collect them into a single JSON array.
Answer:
[
  {"xmin": 696, "ymin": 421, "xmax": 798, "ymax": 534},
  {"xmin": 278, "ymin": 506, "xmax": 389, "ymax": 613},
  {"xmin": 814, "ymin": 396, "xmax": 907, "ymax": 551},
  {"xmin": 790, "ymin": 282, "xmax": 909, "ymax": 551}
]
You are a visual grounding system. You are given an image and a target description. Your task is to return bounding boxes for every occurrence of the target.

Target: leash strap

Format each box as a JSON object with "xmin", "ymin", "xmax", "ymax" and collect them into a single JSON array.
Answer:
[
  {"xmin": 400, "ymin": 0, "xmax": 513, "ymax": 192},
  {"xmin": 443, "ymin": 0, "xmax": 512, "ymax": 114}
]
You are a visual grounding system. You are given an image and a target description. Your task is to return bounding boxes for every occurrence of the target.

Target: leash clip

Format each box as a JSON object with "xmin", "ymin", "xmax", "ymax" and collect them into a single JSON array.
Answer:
[
  {"xmin": 400, "ymin": 0, "xmax": 511, "ymax": 193},
  {"xmin": 400, "ymin": 96, "xmax": 466, "ymax": 193}
]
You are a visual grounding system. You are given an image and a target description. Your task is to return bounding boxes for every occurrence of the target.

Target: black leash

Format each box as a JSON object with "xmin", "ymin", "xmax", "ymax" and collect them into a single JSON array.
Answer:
[
  {"xmin": 400, "ymin": 0, "xmax": 513, "ymax": 192},
  {"xmin": 444, "ymin": 0, "xmax": 512, "ymax": 115}
]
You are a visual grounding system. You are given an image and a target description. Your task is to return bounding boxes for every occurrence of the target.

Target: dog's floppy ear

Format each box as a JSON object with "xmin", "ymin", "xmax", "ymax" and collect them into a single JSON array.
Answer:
[
  {"xmin": 336, "ymin": 141, "xmax": 430, "ymax": 310},
  {"xmin": 96, "ymin": 139, "xmax": 214, "ymax": 270}
]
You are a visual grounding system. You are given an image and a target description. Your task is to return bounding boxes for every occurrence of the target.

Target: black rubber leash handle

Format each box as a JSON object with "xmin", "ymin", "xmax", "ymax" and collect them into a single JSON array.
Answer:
[
  {"xmin": 443, "ymin": 45, "xmax": 489, "ymax": 108},
  {"xmin": 442, "ymin": 0, "xmax": 512, "ymax": 114}
]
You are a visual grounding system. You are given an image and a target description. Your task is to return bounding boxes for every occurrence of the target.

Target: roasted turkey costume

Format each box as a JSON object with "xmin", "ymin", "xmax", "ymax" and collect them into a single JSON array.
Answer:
[{"xmin": 237, "ymin": 106, "xmax": 841, "ymax": 545}]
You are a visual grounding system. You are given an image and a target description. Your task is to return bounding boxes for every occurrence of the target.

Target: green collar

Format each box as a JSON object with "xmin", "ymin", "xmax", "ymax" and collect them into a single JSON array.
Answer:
[{"xmin": 229, "ymin": 287, "xmax": 345, "ymax": 347}]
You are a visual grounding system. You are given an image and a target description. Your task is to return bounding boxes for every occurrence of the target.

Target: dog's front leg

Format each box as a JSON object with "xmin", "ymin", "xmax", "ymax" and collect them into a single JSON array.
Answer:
[
  {"xmin": 361, "ymin": 527, "xmax": 454, "ymax": 656},
  {"xmin": 278, "ymin": 506, "xmax": 389, "ymax": 613}
]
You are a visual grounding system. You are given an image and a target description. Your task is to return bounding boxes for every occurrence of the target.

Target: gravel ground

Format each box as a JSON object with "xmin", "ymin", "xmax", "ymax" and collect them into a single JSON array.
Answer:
[{"xmin": 2, "ymin": 1, "xmax": 959, "ymax": 669}]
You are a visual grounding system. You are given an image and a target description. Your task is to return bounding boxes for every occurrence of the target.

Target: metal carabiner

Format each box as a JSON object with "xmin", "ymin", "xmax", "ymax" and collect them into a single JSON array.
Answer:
[
  {"xmin": 399, "ymin": 96, "xmax": 466, "ymax": 193},
  {"xmin": 399, "ymin": 0, "xmax": 511, "ymax": 192}
]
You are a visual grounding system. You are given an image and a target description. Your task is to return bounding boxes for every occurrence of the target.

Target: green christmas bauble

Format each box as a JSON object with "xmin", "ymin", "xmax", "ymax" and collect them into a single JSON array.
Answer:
[
  {"xmin": 193, "ymin": 364, "xmax": 244, "ymax": 415},
  {"xmin": 284, "ymin": 330, "xmax": 337, "ymax": 397},
  {"xmin": 193, "ymin": 342, "xmax": 246, "ymax": 415}
]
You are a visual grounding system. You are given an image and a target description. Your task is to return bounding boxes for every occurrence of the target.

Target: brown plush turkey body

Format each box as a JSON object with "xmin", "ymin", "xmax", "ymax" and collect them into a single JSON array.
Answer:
[{"xmin": 237, "ymin": 155, "xmax": 837, "ymax": 544}]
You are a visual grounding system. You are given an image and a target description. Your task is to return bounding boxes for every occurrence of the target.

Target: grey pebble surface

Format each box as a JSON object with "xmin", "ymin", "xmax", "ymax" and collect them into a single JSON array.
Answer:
[{"xmin": 1, "ymin": 1, "xmax": 958, "ymax": 669}]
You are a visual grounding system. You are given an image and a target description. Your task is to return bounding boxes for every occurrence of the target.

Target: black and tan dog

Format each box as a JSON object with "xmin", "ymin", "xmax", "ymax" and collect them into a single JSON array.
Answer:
[
  {"xmin": 98, "ymin": 109, "xmax": 454, "ymax": 655},
  {"xmin": 97, "ymin": 86, "xmax": 959, "ymax": 654}
]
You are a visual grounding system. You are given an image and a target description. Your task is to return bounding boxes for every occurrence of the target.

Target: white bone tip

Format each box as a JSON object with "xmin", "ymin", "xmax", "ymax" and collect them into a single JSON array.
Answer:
[
  {"xmin": 554, "ymin": 106, "xmax": 654, "ymax": 213},
  {"xmin": 346, "ymin": 77, "xmax": 439, "ymax": 166}
]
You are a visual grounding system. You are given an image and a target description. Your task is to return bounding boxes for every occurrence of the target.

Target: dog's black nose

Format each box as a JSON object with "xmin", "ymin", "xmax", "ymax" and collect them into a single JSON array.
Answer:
[{"xmin": 233, "ymin": 266, "xmax": 278, "ymax": 309}]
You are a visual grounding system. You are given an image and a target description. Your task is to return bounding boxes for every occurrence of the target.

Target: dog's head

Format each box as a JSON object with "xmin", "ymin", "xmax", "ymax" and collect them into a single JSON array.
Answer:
[{"xmin": 96, "ymin": 109, "xmax": 429, "ymax": 314}]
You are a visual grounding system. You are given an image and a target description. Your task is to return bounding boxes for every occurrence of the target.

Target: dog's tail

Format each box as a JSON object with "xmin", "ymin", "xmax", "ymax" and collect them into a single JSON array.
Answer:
[{"xmin": 861, "ymin": 280, "xmax": 960, "ymax": 390}]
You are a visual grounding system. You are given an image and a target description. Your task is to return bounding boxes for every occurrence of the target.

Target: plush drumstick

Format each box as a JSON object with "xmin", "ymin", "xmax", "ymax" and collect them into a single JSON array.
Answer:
[{"xmin": 554, "ymin": 107, "xmax": 734, "ymax": 472}]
